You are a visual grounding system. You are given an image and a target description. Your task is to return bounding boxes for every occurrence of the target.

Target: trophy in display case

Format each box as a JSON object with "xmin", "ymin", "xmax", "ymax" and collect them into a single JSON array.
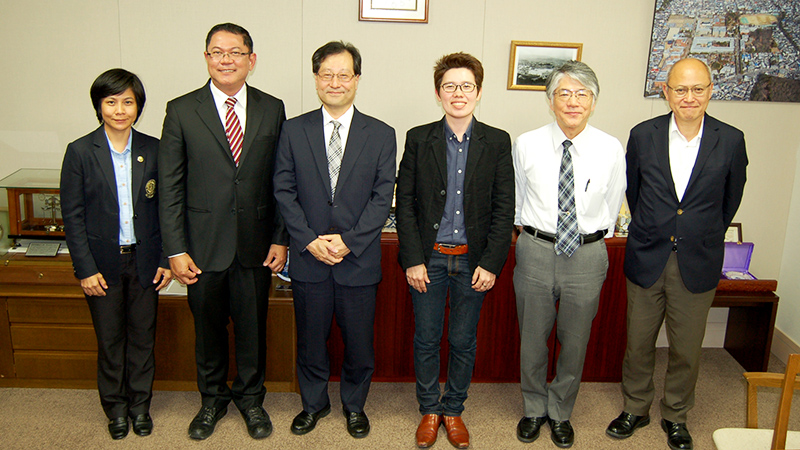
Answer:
[{"xmin": 0, "ymin": 169, "xmax": 64, "ymax": 239}]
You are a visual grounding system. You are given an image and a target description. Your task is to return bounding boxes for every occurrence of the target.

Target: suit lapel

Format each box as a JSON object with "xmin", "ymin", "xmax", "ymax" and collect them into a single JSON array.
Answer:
[
  {"xmin": 684, "ymin": 115, "xmax": 720, "ymax": 196},
  {"xmin": 336, "ymin": 108, "xmax": 369, "ymax": 194},
  {"xmin": 91, "ymin": 127, "xmax": 118, "ymax": 200},
  {"xmin": 195, "ymin": 83, "xmax": 234, "ymax": 164},
  {"xmin": 464, "ymin": 120, "xmax": 484, "ymax": 192},
  {"xmin": 130, "ymin": 129, "xmax": 145, "ymax": 208},
  {"xmin": 652, "ymin": 114, "xmax": 679, "ymax": 201},
  {"xmin": 241, "ymin": 85, "xmax": 263, "ymax": 168},
  {"xmin": 430, "ymin": 119, "xmax": 448, "ymax": 187},
  {"xmin": 303, "ymin": 109, "xmax": 331, "ymax": 199}
]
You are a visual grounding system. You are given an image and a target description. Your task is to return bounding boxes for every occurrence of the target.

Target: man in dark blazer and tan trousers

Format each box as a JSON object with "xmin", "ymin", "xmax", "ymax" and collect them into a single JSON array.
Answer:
[
  {"xmin": 606, "ymin": 58, "xmax": 747, "ymax": 450},
  {"xmin": 158, "ymin": 23, "xmax": 288, "ymax": 441},
  {"xmin": 274, "ymin": 41, "xmax": 396, "ymax": 440}
]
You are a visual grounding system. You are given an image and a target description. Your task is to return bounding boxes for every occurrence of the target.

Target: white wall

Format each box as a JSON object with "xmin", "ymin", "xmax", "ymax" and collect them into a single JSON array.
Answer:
[{"xmin": 1, "ymin": 0, "xmax": 799, "ymax": 344}]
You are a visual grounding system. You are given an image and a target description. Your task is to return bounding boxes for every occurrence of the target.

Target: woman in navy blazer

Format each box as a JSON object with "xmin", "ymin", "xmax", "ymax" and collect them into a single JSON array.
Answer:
[{"xmin": 60, "ymin": 69, "xmax": 171, "ymax": 440}]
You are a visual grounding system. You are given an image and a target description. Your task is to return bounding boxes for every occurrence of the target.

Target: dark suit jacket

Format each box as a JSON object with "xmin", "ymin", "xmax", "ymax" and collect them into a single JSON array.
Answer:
[
  {"xmin": 624, "ymin": 112, "xmax": 748, "ymax": 293},
  {"xmin": 60, "ymin": 126, "xmax": 165, "ymax": 288},
  {"xmin": 158, "ymin": 82, "xmax": 288, "ymax": 271},
  {"xmin": 273, "ymin": 107, "xmax": 396, "ymax": 287},
  {"xmin": 395, "ymin": 118, "xmax": 515, "ymax": 276}
]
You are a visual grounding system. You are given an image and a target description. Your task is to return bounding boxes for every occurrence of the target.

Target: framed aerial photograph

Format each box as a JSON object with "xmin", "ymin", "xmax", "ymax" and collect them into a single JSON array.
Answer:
[
  {"xmin": 359, "ymin": 0, "xmax": 429, "ymax": 23},
  {"xmin": 644, "ymin": 0, "xmax": 800, "ymax": 102},
  {"xmin": 507, "ymin": 41, "xmax": 583, "ymax": 91}
]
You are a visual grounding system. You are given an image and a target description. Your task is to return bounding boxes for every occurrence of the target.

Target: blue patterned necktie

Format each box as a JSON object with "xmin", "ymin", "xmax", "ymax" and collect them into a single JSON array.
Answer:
[
  {"xmin": 555, "ymin": 140, "xmax": 579, "ymax": 257},
  {"xmin": 327, "ymin": 120, "xmax": 343, "ymax": 198}
]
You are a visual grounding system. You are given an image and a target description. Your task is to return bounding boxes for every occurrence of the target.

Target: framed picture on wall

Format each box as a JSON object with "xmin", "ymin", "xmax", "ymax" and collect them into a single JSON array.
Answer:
[
  {"xmin": 507, "ymin": 41, "xmax": 583, "ymax": 91},
  {"xmin": 359, "ymin": 0, "xmax": 429, "ymax": 23}
]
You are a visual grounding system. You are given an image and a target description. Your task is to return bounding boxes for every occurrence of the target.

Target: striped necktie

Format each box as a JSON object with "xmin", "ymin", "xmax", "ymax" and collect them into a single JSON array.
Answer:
[
  {"xmin": 224, "ymin": 97, "xmax": 243, "ymax": 166},
  {"xmin": 555, "ymin": 140, "xmax": 579, "ymax": 257},
  {"xmin": 328, "ymin": 120, "xmax": 343, "ymax": 198}
]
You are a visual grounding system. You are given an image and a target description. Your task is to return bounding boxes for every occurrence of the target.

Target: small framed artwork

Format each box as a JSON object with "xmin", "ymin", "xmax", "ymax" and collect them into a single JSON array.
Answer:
[
  {"xmin": 359, "ymin": 0, "xmax": 429, "ymax": 23},
  {"xmin": 507, "ymin": 41, "xmax": 583, "ymax": 91},
  {"xmin": 725, "ymin": 223, "xmax": 743, "ymax": 243}
]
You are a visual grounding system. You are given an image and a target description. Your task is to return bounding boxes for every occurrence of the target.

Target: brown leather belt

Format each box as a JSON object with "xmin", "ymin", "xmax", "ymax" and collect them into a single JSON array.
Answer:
[
  {"xmin": 433, "ymin": 243, "xmax": 469, "ymax": 255},
  {"xmin": 120, "ymin": 244, "xmax": 137, "ymax": 254},
  {"xmin": 522, "ymin": 226, "xmax": 606, "ymax": 245}
]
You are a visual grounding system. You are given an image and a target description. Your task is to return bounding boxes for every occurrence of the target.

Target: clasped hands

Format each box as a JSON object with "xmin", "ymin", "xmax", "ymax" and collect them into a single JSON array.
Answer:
[{"xmin": 306, "ymin": 234, "xmax": 350, "ymax": 266}]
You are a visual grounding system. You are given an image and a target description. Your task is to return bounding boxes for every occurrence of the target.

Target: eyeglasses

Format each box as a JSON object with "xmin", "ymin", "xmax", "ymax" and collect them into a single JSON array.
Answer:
[
  {"xmin": 205, "ymin": 51, "xmax": 251, "ymax": 61},
  {"xmin": 667, "ymin": 83, "xmax": 711, "ymax": 97},
  {"xmin": 554, "ymin": 89, "xmax": 593, "ymax": 102},
  {"xmin": 440, "ymin": 82, "xmax": 477, "ymax": 93},
  {"xmin": 316, "ymin": 72, "xmax": 356, "ymax": 83}
]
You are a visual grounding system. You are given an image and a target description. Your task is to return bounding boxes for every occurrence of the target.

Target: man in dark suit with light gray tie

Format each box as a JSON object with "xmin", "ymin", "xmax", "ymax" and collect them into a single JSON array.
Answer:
[
  {"xmin": 273, "ymin": 40, "xmax": 396, "ymax": 439},
  {"xmin": 606, "ymin": 58, "xmax": 747, "ymax": 450},
  {"xmin": 158, "ymin": 23, "xmax": 288, "ymax": 441}
]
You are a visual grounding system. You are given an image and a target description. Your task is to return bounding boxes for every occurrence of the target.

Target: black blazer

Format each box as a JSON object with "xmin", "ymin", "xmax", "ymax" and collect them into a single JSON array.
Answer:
[
  {"xmin": 60, "ymin": 126, "xmax": 165, "ymax": 288},
  {"xmin": 158, "ymin": 82, "xmax": 289, "ymax": 271},
  {"xmin": 274, "ymin": 107, "xmax": 397, "ymax": 286},
  {"xmin": 624, "ymin": 113, "xmax": 748, "ymax": 293},
  {"xmin": 395, "ymin": 118, "xmax": 515, "ymax": 276}
]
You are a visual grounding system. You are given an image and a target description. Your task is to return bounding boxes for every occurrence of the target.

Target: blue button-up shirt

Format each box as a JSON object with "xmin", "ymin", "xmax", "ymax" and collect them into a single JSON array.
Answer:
[
  {"xmin": 435, "ymin": 119, "xmax": 472, "ymax": 245},
  {"xmin": 106, "ymin": 132, "xmax": 136, "ymax": 246}
]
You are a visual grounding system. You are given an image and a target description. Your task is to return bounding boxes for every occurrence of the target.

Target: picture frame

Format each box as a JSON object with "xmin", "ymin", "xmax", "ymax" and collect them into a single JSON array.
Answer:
[
  {"xmin": 507, "ymin": 41, "xmax": 583, "ymax": 91},
  {"xmin": 725, "ymin": 222, "xmax": 743, "ymax": 243},
  {"xmin": 359, "ymin": 0, "xmax": 429, "ymax": 23}
]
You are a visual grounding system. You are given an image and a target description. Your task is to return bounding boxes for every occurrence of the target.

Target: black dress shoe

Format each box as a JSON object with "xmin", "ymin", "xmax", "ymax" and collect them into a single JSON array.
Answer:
[
  {"xmin": 606, "ymin": 411, "xmax": 650, "ymax": 439},
  {"xmin": 108, "ymin": 417, "xmax": 129, "ymax": 440},
  {"xmin": 517, "ymin": 416, "xmax": 547, "ymax": 443},
  {"xmin": 242, "ymin": 406, "xmax": 272, "ymax": 439},
  {"xmin": 343, "ymin": 408, "xmax": 370, "ymax": 438},
  {"xmin": 661, "ymin": 419, "xmax": 693, "ymax": 450},
  {"xmin": 291, "ymin": 404, "xmax": 331, "ymax": 435},
  {"xmin": 548, "ymin": 418, "xmax": 575, "ymax": 448},
  {"xmin": 131, "ymin": 413, "xmax": 153, "ymax": 436},
  {"xmin": 188, "ymin": 405, "xmax": 227, "ymax": 440}
]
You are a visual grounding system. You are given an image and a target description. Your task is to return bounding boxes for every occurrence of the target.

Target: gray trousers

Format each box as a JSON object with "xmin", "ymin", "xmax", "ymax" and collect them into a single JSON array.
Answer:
[
  {"xmin": 621, "ymin": 252, "xmax": 716, "ymax": 423},
  {"xmin": 514, "ymin": 231, "xmax": 608, "ymax": 421}
]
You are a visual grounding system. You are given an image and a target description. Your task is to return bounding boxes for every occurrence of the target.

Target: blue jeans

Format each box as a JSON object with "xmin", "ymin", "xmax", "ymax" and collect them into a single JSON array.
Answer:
[{"xmin": 412, "ymin": 250, "xmax": 486, "ymax": 416}]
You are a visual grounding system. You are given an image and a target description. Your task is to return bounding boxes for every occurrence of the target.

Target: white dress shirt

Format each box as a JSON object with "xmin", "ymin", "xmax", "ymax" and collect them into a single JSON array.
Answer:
[
  {"xmin": 322, "ymin": 104, "xmax": 355, "ymax": 155},
  {"xmin": 668, "ymin": 114, "xmax": 704, "ymax": 201},
  {"xmin": 513, "ymin": 122, "xmax": 626, "ymax": 236},
  {"xmin": 209, "ymin": 81, "xmax": 247, "ymax": 136}
]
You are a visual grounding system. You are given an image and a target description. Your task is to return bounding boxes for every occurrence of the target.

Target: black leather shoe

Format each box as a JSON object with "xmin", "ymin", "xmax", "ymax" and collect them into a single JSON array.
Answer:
[
  {"xmin": 108, "ymin": 417, "xmax": 129, "ymax": 440},
  {"xmin": 517, "ymin": 416, "xmax": 547, "ymax": 443},
  {"xmin": 242, "ymin": 406, "xmax": 272, "ymax": 439},
  {"xmin": 661, "ymin": 419, "xmax": 693, "ymax": 450},
  {"xmin": 291, "ymin": 404, "xmax": 331, "ymax": 435},
  {"xmin": 606, "ymin": 411, "xmax": 650, "ymax": 439},
  {"xmin": 188, "ymin": 405, "xmax": 227, "ymax": 440},
  {"xmin": 548, "ymin": 418, "xmax": 575, "ymax": 448},
  {"xmin": 131, "ymin": 413, "xmax": 153, "ymax": 436},
  {"xmin": 343, "ymin": 408, "xmax": 370, "ymax": 438}
]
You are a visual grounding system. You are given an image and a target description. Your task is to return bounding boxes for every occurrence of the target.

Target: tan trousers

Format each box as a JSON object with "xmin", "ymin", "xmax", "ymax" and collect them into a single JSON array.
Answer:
[{"xmin": 621, "ymin": 252, "xmax": 716, "ymax": 423}]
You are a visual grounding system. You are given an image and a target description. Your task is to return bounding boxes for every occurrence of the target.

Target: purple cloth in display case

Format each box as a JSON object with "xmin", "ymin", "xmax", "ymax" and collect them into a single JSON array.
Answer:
[{"xmin": 721, "ymin": 242, "xmax": 755, "ymax": 280}]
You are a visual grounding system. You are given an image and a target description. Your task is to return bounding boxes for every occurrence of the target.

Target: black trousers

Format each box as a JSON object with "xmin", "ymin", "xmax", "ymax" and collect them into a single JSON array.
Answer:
[
  {"xmin": 292, "ymin": 274, "xmax": 377, "ymax": 414},
  {"xmin": 187, "ymin": 257, "xmax": 271, "ymax": 411},
  {"xmin": 85, "ymin": 251, "xmax": 157, "ymax": 420}
]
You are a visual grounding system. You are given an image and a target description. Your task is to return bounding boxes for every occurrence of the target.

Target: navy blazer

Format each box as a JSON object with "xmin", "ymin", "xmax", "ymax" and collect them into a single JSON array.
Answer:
[
  {"xmin": 158, "ymin": 82, "xmax": 289, "ymax": 271},
  {"xmin": 274, "ymin": 107, "xmax": 396, "ymax": 287},
  {"xmin": 60, "ymin": 126, "xmax": 166, "ymax": 287},
  {"xmin": 395, "ymin": 118, "xmax": 515, "ymax": 276},
  {"xmin": 624, "ymin": 113, "xmax": 748, "ymax": 293}
]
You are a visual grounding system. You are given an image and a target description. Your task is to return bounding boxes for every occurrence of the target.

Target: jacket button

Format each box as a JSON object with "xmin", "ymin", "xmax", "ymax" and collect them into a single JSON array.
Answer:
[
  {"xmin": 677, "ymin": 209, "xmax": 683, "ymax": 215},
  {"xmin": 234, "ymin": 179, "xmax": 240, "ymax": 185},
  {"xmin": 433, "ymin": 223, "xmax": 439, "ymax": 230},
  {"xmin": 440, "ymin": 190, "xmax": 446, "ymax": 196}
]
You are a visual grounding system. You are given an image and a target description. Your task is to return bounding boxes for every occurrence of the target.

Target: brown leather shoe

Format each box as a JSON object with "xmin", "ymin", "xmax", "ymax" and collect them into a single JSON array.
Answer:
[
  {"xmin": 416, "ymin": 414, "xmax": 442, "ymax": 448},
  {"xmin": 443, "ymin": 416, "xmax": 469, "ymax": 449}
]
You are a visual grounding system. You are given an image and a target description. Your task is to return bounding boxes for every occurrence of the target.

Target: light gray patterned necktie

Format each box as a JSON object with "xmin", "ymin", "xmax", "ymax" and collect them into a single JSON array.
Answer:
[
  {"xmin": 555, "ymin": 140, "xmax": 579, "ymax": 257},
  {"xmin": 327, "ymin": 120, "xmax": 343, "ymax": 198}
]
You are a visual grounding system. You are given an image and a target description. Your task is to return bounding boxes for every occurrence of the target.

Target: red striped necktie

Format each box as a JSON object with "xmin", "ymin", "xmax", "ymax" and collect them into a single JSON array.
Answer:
[{"xmin": 224, "ymin": 97, "xmax": 243, "ymax": 166}]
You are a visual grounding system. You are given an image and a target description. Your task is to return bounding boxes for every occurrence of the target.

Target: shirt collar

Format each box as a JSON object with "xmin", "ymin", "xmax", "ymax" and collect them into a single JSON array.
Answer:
[
  {"xmin": 443, "ymin": 117, "xmax": 474, "ymax": 142},
  {"xmin": 322, "ymin": 104, "xmax": 355, "ymax": 129},
  {"xmin": 669, "ymin": 113, "xmax": 704, "ymax": 145},
  {"xmin": 209, "ymin": 80, "xmax": 247, "ymax": 111},
  {"xmin": 550, "ymin": 122, "xmax": 589, "ymax": 157},
  {"xmin": 104, "ymin": 129, "xmax": 133, "ymax": 154}
]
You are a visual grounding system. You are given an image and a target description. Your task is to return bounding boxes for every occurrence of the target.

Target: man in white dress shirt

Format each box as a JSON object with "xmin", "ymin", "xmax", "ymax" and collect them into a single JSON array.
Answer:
[{"xmin": 512, "ymin": 61, "xmax": 626, "ymax": 448}]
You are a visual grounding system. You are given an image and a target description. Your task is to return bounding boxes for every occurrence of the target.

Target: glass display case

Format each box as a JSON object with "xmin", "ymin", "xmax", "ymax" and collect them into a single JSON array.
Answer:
[{"xmin": 0, "ymin": 169, "xmax": 63, "ymax": 238}]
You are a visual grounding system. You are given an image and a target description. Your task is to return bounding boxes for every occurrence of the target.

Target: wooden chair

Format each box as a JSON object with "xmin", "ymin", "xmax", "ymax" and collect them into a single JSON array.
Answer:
[{"xmin": 713, "ymin": 353, "xmax": 800, "ymax": 449}]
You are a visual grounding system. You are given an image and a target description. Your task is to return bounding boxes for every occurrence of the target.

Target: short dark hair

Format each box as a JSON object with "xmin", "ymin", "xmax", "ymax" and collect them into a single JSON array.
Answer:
[
  {"xmin": 433, "ymin": 52, "xmax": 484, "ymax": 91},
  {"xmin": 90, "ymin": 69, "xmax": 146, "ymax": 124},
  {"xmin": 312, "ymin": 41, "xmax": 362, "ymax": 75},
  {"xmin": 206, "ymin": 23, "xmax": 253, "ymax": 53}
]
